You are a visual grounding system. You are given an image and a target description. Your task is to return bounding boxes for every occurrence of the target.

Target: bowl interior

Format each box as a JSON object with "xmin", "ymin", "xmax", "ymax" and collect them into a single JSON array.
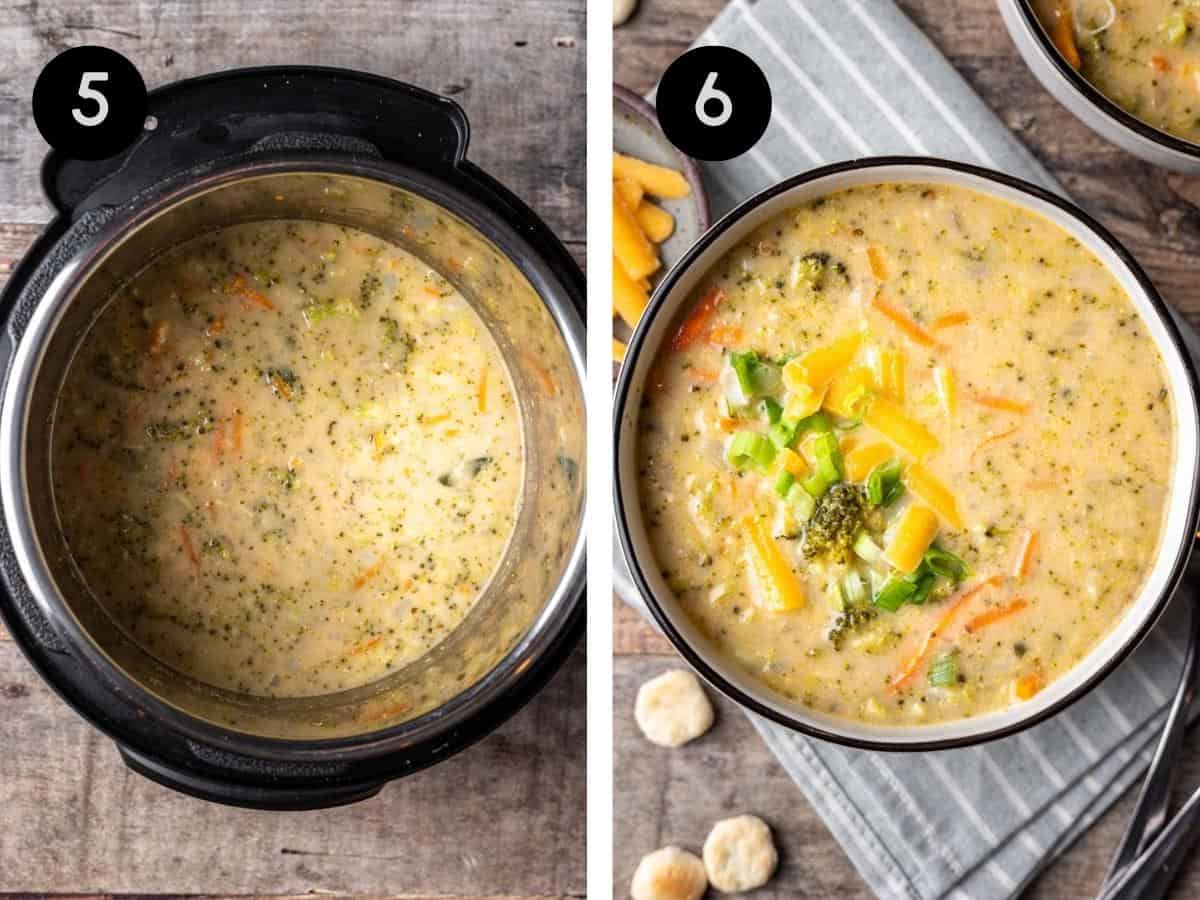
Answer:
[
  {"xmin": 616, "ymin": 161, "xmax": 1199, "ymax": 747},
  {"xmin": 12, "ymin": 168, "xmax": 585, "ymax": 741}
]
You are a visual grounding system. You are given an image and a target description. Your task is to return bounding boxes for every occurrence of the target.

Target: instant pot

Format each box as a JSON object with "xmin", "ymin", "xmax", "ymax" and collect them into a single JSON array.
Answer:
[{"xmin": 0, "ymin": 67, "xmax": 586, "ymax": 808}]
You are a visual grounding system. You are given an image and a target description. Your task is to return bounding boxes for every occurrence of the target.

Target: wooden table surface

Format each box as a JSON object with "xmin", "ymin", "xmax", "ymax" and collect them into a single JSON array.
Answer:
[
  {"xmin": 615, "ymin": 0, "xmax": 1200, "ymax": 897},
  {"xmin": 0, "ymin": 2, "xmax": 584, "ymax": 899}
]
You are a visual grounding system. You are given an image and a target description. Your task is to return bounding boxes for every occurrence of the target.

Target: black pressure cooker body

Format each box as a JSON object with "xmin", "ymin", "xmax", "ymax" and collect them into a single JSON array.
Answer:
[{"xmin": 0, "ymin": 67, "xmax": 584, "ymax": 809}]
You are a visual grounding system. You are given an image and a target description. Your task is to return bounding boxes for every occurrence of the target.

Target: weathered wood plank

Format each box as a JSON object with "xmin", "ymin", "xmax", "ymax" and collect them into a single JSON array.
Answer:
[
  {"xmin": 0, "ymin": 0, "xmax": 584, "ymax": 243},
  {"xmin": 0, "ymin": 896, "xmax": 572, "ymax": 900},
  {"xmin": 0, "ymin": 641, "xmax": 584, "ymax": 896},
  {"xmin": 615, "ymin": 655, "xmax": 1200, "ymax": 900},
  {"xmin": 614, "ymin": 596, "xmax": 671, "ymax": 656}
]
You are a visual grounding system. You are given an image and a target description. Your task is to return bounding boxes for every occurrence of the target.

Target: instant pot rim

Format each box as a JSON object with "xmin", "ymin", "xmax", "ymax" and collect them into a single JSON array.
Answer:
[
  {"xmin": 612, "ymin": 154, "xmax": 1200, "ymax": 752},
  {"xmin": 0, "ymin": 155, "xmax": 586, "ymax": 762}
]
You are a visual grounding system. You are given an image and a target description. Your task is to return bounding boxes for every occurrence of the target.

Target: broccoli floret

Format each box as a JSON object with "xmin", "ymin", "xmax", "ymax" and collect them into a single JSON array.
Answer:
[
  {"xmin": 789, "ymin": 252, "xmax": 850, "ymax": 293},
  {"xmin": 827, "ymin": 606, "xmax": 878, "ymax": 651},
  {"xmin": 802, "ymin": 482, "xmax": 867, "ymax": 562}
]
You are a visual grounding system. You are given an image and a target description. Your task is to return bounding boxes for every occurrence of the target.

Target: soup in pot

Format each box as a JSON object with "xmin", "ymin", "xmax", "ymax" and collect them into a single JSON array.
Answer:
[
  {"xmin": 636, "ymin": 182, "xmax": 1174, "ymax": 724},
  {"xmin": 52, "ymin": 220, "xmax": 523, "ymax": 698},
  {"xmin": 1033, "ymin": 0, "xmax": 1200, "ymax": 144}
]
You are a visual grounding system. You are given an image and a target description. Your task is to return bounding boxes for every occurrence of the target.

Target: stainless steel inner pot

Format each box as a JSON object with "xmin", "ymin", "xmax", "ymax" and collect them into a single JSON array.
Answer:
[{"xmin": 1, "ymin": 160, "xmax": 586, "ymax": 744}]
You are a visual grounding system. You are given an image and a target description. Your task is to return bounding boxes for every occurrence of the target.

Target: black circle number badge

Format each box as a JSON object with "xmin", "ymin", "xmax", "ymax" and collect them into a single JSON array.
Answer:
[
  {"xmin": 33, "ymin": 46, "xmax": 148, "ymax": 161},
  {"xmin": 656, "ymin": 46, "xmax": 772, "ymax": 161}
]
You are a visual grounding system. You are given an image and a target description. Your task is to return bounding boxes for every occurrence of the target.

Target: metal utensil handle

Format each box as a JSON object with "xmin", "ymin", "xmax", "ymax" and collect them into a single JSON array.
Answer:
[
  {"xmin": 1102, "ymin": 594, "xmax": 1200, "ymax": 890},
  {"xmin": 1099, "ymin": 781, "xmax": 1200, "ymax": 900}
]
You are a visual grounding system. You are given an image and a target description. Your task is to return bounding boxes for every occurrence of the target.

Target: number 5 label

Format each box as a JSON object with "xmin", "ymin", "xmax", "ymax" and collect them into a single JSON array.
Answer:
[
  {"xmin": 72, "ymin": 72, "xmax": 110, "ymax": 127},
  {"xmin": 33, "ymin": 46, "xmax": 147, "ymax": 161},
  {"xmin": 694, "ymin": 72, "xmax": 733, "ymax": 128}
]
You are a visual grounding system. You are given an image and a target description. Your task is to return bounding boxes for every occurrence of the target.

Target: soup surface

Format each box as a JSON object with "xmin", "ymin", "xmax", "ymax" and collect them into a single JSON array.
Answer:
[
  {"xmin": 1033, "ymin": 0, "xmax": 1200, "ymax": 143},
  {"xmin": 636, "ymin": 182, "xmax": 1174, "ymax": 725},
  {"xmin": 53, "ymin": 221, "xmax": 522, "ymax": 698}
]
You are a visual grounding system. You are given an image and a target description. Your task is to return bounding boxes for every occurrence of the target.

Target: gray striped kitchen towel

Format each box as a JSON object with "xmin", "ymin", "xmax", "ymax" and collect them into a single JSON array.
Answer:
[{"xmin": 616, "ymin": 1, "xmax": 1198, "ymax": 898}]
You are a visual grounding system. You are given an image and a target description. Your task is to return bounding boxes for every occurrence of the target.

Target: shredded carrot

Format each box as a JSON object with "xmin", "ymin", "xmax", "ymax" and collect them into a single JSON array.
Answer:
[
  {"xmin": 148, "ymin": 320, "xmax": 170, "ymax": 355},
  {"xmin": 932, "ymin": 311, "xmax": 969, "ymax": 330},
  {"xmin": 1011, "ymin": 529, "xmax": 1039, "ymax": 579},
  {"xmin": 1050, "ymin": 1, "xmax": 1082, "ymax": 70},
  {"xmin": 867, "ymin": 246, "xmax": 889, "ymax": 281},
  {"xmin": 270, "ymin": 373, "xmax": 294, "ymax": 400},
  {"xmin": 870, "ymin": 293, "xmax": 939, "ymax": 348},
  {"xmin": 356, "ymin": 701, "xmax": 413, "ymax": 724},
  {"xmin": 970, "ymin": 426, "xmax": 1021, "ymax": 462},
  {"xmin": 689, "ymin": 368, "xmax": 720, "ymax": 385},
  {"xmin": 975, "ymin": 394, "xmax": 1030, "ymax": 414},
  {"xmin": 965, "ymin": 597, "xmax": 1029, "ymax": 634},
  {"xmin": 207, "ymin": 314, "xmax": 225, "ymax": 337},
  {"xmin": 890, "ymin": 575, "xmax": 1004, "ymax": 692},
  {"xmin": 718, "ymin": 416, "xmax": 741, "ymax": 433},
  {"xmin": 707, "ymin": 325, "xmax": 746, "ymax": 347},
  {"xmin": 211, "ymin": 419, "xmax": 227, "ymax": 458},
  {"xmin": 224, "ymin": 274, "xmax": 275, "ymax": 311},
  {"xmin": 521, "ymin": 352, "xmax": 558, "ymax": 396},
  {"xmin": 353, "ymin": 559, "xmax": 385, "ymax": 590},
  {"xmin": 350, "ymin": 635, "xmax": 384, "ymax": 656},
  {"xmin": 1152, "ymin": 54, "xmax": 1171, "ymax": 73},
  {"xmin": 1014, "ymin": 669, "xmax": 1045, "ymax": 700},
  {"xmin": 478, "ymin": 365, "xmax": 489, "ymax": 413},
  {"xmin": 178, "ymin": 525, "xmax": 200, "ymax": 574},
  {"xmin": 671, "ymin": 287, "xmax": 724, "ymax": 351},
  {"xmin": 422, "ymin": 413, "xmax": 450, "ymax": 425}
]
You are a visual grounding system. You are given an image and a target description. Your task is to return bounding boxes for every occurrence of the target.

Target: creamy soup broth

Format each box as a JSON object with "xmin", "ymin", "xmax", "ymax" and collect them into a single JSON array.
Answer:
[
  {"xmin": 1033, "ymin": 0, "xmax": 1200, "ymax": 143},
  {"xmin": 637, "ymin": 182, "xmax": 1173, "ymax": 724},
  {"xmin": 53, "ymin": 220, "xmax": 522, "ymax": 698}
]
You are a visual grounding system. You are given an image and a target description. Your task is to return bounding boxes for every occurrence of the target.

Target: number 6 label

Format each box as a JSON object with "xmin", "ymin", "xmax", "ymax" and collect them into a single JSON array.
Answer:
[
  {"xmin": 695, "ymin": 72, "xmax": 733, "ymax": 128},
  {"xmin": 32, "ymin": 46, "xmax": 147, "ymax": 161},
  {"xmin": 656, "ymin": 46, "xmax": 772, "ymax": 162},
  {"xmin": 72, "ymin": 72, "xmax": 110, "ymax": 127}
]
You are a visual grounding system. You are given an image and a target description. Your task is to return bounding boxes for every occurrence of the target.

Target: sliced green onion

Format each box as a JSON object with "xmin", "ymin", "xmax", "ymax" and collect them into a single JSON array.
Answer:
[
  {"xmin": 798, "ymin": 411, "xmax": 834, "ymax": 435},
  {"xmin": 874, "ymin": 575, "xmax": 917, "ymax": 612},
  {"xmin": 801, "ymin": 472, "xmax": 831, "ymax": 498},
  {"xmin": 729, "ymin": 351, "xmax": 781, "ymax": 399},
  {"xmin": 728, "ymin": 431, "xmax": 776, "ymax": 471},
  {"xmin": 906, "ymin": 571, "xmax": 937, "ymax": 605},
  {"xmin": 812, "ymin": 431, "xmax": 844, "ymax": 483},
  {"xmin": 762, "ymin": 396, "xmax": 784, "ymax": 424},
  {"xmin": 841, "ymin": 570, "xmax": 868, "ymax": 607},
  {"xmin": 769, "ymin": 419, "xmax": 799, "ymax": 450},
  {"xmin": 1161, "ymin": 11, "xmax": 1188, "ymax": 45},
  {"xmin": 775, "ymin": 470, "xmax": 796, "ymax": 498},
  {"xmin": 866, "ymin": 459, "xmax": 904, "ymax": 507},
  {"xmin": 928, "ymin": 651, "xmax": 959, "ymax": 687},
  {"xmin": 852, "ymin": 530, "xmax": 885, "ymax": 565},
  {"xmin": 787, "ymin": 483, "xmax": 816, "ymax": 521},
  {"xmin": 835, "ymin": 418, "xmax": 863, "ymax": 432},
  {"xmin": 923, "ymin": 544, "xmax": 971, "ymax": 583}
]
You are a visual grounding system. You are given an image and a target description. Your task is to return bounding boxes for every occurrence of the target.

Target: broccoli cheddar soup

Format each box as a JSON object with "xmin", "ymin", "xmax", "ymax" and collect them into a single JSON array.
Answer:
[
  {"xmin": 637, "ymin": 183, "xmax": 1174, "ymax": 725},
  {"xmin": 53, "ymin": 221, "xmax": 522, "ymax": 698},
  {"xmin": 1033, "ymin": 0, "xmax": 1200, "ymax": 144}
]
